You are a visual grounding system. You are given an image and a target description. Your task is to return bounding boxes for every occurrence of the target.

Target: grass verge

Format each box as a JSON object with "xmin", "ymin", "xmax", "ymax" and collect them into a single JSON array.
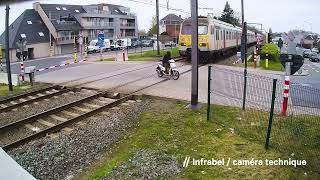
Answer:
[
  {"xmin": 0, "ymin": 82, "xmax": 49, "ymax": 97},
  {"xmin": 77, "ymin": 99, "xmax": 319, "ymax": 179},
  {"xmin": 260, "ymin": 59, "xmax": 283, "ymax": 71}
]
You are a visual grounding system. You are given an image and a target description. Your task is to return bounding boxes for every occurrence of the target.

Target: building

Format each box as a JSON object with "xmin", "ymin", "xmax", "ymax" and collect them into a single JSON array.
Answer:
[
  {"xmin": 0, "ymin": 9, "xmax": 50, "ymax": 62},
  {"xmin": 159, "ymin": 14, "xmax": 183, "ymax": 42},
  {"xmin": 0, "ymin": 2, "xmax": 138, "ymax": 61}
]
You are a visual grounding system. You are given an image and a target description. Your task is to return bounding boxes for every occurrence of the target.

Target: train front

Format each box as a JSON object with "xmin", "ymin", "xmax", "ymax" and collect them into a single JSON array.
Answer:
[{"xmin": 178, "ymin": 17, "xmax": 210, "ymax": 59}]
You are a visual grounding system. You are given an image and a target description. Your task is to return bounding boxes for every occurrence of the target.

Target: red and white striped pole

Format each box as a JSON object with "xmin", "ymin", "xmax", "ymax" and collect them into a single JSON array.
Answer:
[
  {"xmin": 20, "ymin": 62, "xmax": 25, "ymax": 81},
  {"xmin": 281, "ymin": 60, "xmax": 291, "ymax": 116},
  {"xmin": 253, "ymin": 49, "xmax": 257, "ymax": 68},
  {"xmin": 281, "ymin": 76, "xmax": 290, "ymax": 116},
  {"xmin": 122, "ymin": 48, "xmax": 125, "ymax": 62}
]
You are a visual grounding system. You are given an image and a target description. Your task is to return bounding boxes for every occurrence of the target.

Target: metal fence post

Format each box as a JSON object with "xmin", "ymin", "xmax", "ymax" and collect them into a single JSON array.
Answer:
[
  {"xmin": 265, "ymin": 79, "xmax": 278, "ymax": 150},
  {"xmin": 207, "ymin": 66, "xmax": 212, "ymax": 121}
]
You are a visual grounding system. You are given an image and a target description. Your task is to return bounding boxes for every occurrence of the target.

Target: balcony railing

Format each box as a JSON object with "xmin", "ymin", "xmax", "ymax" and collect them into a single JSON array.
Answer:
[
  {"xmin": 82, "ymin": 21, "xmax": 114, "ymax": 28},
  {"xmin": 56, "ymin": 20, "xmax": 77, "ymax": 25},
  {"xmin": 120, "ymin": 23, "xmax": 135, "ymax": 27}
]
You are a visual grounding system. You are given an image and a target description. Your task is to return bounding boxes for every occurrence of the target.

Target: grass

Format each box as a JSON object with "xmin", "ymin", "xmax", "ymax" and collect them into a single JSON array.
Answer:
[
  {"xmin": 260, "ymin": 59, "xmax": 283, "ymax": 71},
  {"xmin": 77, "ymin": 100, "xmax": 320, "ymax": 179},
  {"xmin": 0, "ymin": 82, "xmax": 49, "ymax": 97}
]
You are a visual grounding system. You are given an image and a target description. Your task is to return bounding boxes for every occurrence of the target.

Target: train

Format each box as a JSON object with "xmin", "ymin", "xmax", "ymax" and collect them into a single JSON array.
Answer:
[{"xmin": 178, "ymin": 16, "xmax": 263, "ymax": 63}]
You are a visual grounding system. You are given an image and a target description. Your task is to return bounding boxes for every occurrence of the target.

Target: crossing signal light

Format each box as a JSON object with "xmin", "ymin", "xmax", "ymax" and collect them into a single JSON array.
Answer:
[{"xmin": 267, "ymin": 33, "xmax": 272, "ymax": 44}]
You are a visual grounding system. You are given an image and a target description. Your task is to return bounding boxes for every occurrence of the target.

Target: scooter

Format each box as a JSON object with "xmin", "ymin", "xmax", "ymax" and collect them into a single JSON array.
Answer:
[{"xmin": 156, "ymin": 59, "xmax": 180, "ymax": 80}]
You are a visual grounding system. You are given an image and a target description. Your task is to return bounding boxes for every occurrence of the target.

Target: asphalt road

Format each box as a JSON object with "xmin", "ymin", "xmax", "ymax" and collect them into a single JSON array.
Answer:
[{"xmin": 0, "ymin": 46, "xmax": 158, "ymax": 75}]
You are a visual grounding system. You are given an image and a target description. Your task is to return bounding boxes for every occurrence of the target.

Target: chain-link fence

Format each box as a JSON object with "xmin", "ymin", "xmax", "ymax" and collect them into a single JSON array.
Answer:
[{"xmin": 207, "ymin": 66, "xmax": 320, "ymax": 172}]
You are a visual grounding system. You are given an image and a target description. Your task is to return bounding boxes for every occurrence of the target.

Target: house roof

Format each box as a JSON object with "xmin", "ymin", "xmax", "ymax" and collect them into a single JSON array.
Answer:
[
  {"xmin": 39, "ymin": 4, "xmax": 85, "ymax": 31},
  {"xmin": 160, "ymin": 14, "xmax": 183, "ymax": 24},
  {"xmin": 87, "ymin": 3, "xmax": 128, "ymax": 15},
  {"xmin": 0, "ymin": 9, "xmax": 50, "ymax": 49}
]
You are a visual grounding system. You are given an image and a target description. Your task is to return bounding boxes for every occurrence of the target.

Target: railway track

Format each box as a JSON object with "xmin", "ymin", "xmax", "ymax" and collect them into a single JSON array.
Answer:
[
  {"xmin": 0, "ymin": 58, "xmax": 184, "ymax": 113},
  {"xmin": 0, "ymin": 57, "xmax": 190, "ymax": 151}
]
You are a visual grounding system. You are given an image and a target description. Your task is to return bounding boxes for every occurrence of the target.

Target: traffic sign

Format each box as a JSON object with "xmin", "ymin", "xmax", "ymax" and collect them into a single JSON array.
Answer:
[{"xmin": 98, "ymin": 32, "xmax": 105, "ymax": 48}]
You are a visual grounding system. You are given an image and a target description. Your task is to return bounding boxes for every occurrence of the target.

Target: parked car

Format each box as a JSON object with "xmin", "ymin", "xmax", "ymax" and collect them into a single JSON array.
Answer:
[
  {"xmin": 309, "ymin": 53, "xmax": 320, "ymax": 62},
  {"xmin": 164, "ymin": 41, "xmax": 177, "ymax": 47},
  {"xmin": 312, "ymin": 48, "xmax": 319, "ymax": 53},
  {"xmin": 141, "ymin": 40, "xmax": 153, "ymax": 47},
  {"xmin": 131, "ymin": 40, "xmax": 142, "ymax": 47},
  {"xmin": 303, "ymin": 49, "xmax": 312, "ymax": 58}
]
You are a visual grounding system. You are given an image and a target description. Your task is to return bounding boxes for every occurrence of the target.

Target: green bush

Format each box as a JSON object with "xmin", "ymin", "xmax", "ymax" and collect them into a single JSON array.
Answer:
[{"xmin": 261, "ymin": 43, "xmax": 280, "ymax": 62}]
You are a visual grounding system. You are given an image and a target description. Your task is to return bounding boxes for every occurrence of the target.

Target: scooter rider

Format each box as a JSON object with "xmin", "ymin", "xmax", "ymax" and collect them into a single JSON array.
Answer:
[{"xmin": 162, "ymin": 51, "xmax": 171, "ymax": 74}]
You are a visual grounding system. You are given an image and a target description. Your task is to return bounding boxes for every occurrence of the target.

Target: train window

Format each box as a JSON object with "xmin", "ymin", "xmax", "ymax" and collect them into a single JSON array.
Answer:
[
  {"xmin": 216, "ymin": 30, "xmax": 218, "ymax": 40},
  {"xmin": 198, "ymin": 25, "xmax": 208, "ymax": 35}
]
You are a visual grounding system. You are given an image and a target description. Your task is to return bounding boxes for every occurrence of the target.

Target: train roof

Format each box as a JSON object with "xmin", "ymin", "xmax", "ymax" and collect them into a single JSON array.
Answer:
[{"xmin": 182, "ymin": 16, "xmax": 256, "ymax": 35}]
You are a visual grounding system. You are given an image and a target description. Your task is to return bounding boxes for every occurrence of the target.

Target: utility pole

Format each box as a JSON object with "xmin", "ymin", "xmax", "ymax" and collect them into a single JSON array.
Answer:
[
  {"xmin": 5, "ymin": 4, "xmax": 13, "ymax": 92},
  {"xmin": 190, "ymin": 0, "xmax": 199, "ymax": 108},
  {"xmin": 156, "ymin": 0, "xmax": 160, "ymax": 56},
  {"xmin": 241, "ymin": 0, "xmax": 248, "ymax": 110}
]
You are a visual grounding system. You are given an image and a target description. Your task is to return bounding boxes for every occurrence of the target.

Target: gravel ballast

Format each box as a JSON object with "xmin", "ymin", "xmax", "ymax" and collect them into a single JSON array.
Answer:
[{"xmin": 7, "ymin": 99, "xmax": 149, "ymax": 180}]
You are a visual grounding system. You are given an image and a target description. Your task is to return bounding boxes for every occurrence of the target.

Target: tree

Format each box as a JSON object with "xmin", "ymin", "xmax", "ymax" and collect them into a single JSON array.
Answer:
[
  {"xmin": 138, "ymin": 30, "xmax": 147, "ymax": 37},
  {"xmin": 219, "ymin": 1, "xmax": 239, "ymax": 26},
  {"xmin": 148, "ymin": 16, "xmax": 157, "ymax": 36}
]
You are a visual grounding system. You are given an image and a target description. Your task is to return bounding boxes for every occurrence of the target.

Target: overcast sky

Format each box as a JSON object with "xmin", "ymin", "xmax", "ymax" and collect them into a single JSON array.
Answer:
[{"xmin": 0, "ymin": 0, "xmax": 319, "ymax": 35}]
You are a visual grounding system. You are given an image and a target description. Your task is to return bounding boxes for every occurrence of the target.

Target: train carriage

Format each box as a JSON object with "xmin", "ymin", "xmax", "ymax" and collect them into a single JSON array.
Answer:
[{"xmin": 179, "ymin": 16, "xmax": 258, "ymax": 63}]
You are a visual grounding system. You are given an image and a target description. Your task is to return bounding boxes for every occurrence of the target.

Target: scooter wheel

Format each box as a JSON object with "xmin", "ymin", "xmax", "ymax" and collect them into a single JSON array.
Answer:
[
  {"xmin": 172, "ymin": 70, "xmax": 180, "ymax": 80},
  {"xmin": 157, "ymin": 69, "xmax": 163, "ymax": 77}
]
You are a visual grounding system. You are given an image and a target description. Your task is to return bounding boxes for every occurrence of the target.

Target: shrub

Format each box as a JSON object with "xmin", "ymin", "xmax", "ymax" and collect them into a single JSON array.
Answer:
[{"xmin": 261, "ymin": 43, "xmax": 280, "ymax": 62}]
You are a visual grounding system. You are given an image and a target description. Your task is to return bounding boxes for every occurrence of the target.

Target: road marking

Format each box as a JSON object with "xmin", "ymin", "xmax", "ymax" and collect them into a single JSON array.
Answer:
[
  {"xmin": 121, "ymin": 102, "xmax": 130, "ymax": 106},
  {"xmin": 72, "ymin": 106, "xmax": 91, "ymax": 112},
  {"xmin": 37, "ymin": 119, "xmax": 55, "ymax": 127},
  {"xmin": 25, "ymin": 124, "xmax": 41, "ymax": 132},
  {"xmin": 83, "ymin": 103, "xmax": 101, "ymax": 108},
  {"xmin": 37, "ymin": 93, "xmax": 45, "ymax": 96},
  {"xmin": 61, "ymin": 111, "xmax": 80, "ymax": 117},
  {"xmin": 50, "ymin": 114, "xmax": 67, "ymax": 122},
  {"xmin": 127, "ymin": 100, "xmax": 136, "ymax": 103}
]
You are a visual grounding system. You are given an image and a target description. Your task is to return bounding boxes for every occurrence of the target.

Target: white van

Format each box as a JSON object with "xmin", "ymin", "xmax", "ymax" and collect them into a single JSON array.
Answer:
[
  {"xmin": 110, "ymin": 38, "xmax": 132, "ymax": 50},
  {"xmin": 87, "ymin": 39, "xmax": 111, "ymax": 53}
]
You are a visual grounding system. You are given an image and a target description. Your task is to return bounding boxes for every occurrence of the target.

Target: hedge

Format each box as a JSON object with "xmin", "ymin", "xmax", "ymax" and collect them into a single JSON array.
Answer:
[{"xmin": 261, "ymin": 43, "xmax": 280, "ymax": 62}]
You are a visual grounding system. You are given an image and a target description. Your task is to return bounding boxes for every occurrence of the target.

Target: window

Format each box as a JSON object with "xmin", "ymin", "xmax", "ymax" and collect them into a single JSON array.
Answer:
[
  {"xmin": 75, "ymin": 9, "xmax": 80, "ymax": 13},
  {"xmin": 21, "ymin": 34, "xmax": 26, "ymax": 38},
  {"xmin": 38, "ymin": 32, "xmax": 44, "ymax": 37},
  {"xmin": 56, "ymin": 7, "xmax": 61, "ymax": 10},
  {"xmin": 62, "ymin": 7, "xmax": 67, "ymax": 10},
  {"xmin": 27, "ymin": 21, "xmax": 32, "ymax": 24}
]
